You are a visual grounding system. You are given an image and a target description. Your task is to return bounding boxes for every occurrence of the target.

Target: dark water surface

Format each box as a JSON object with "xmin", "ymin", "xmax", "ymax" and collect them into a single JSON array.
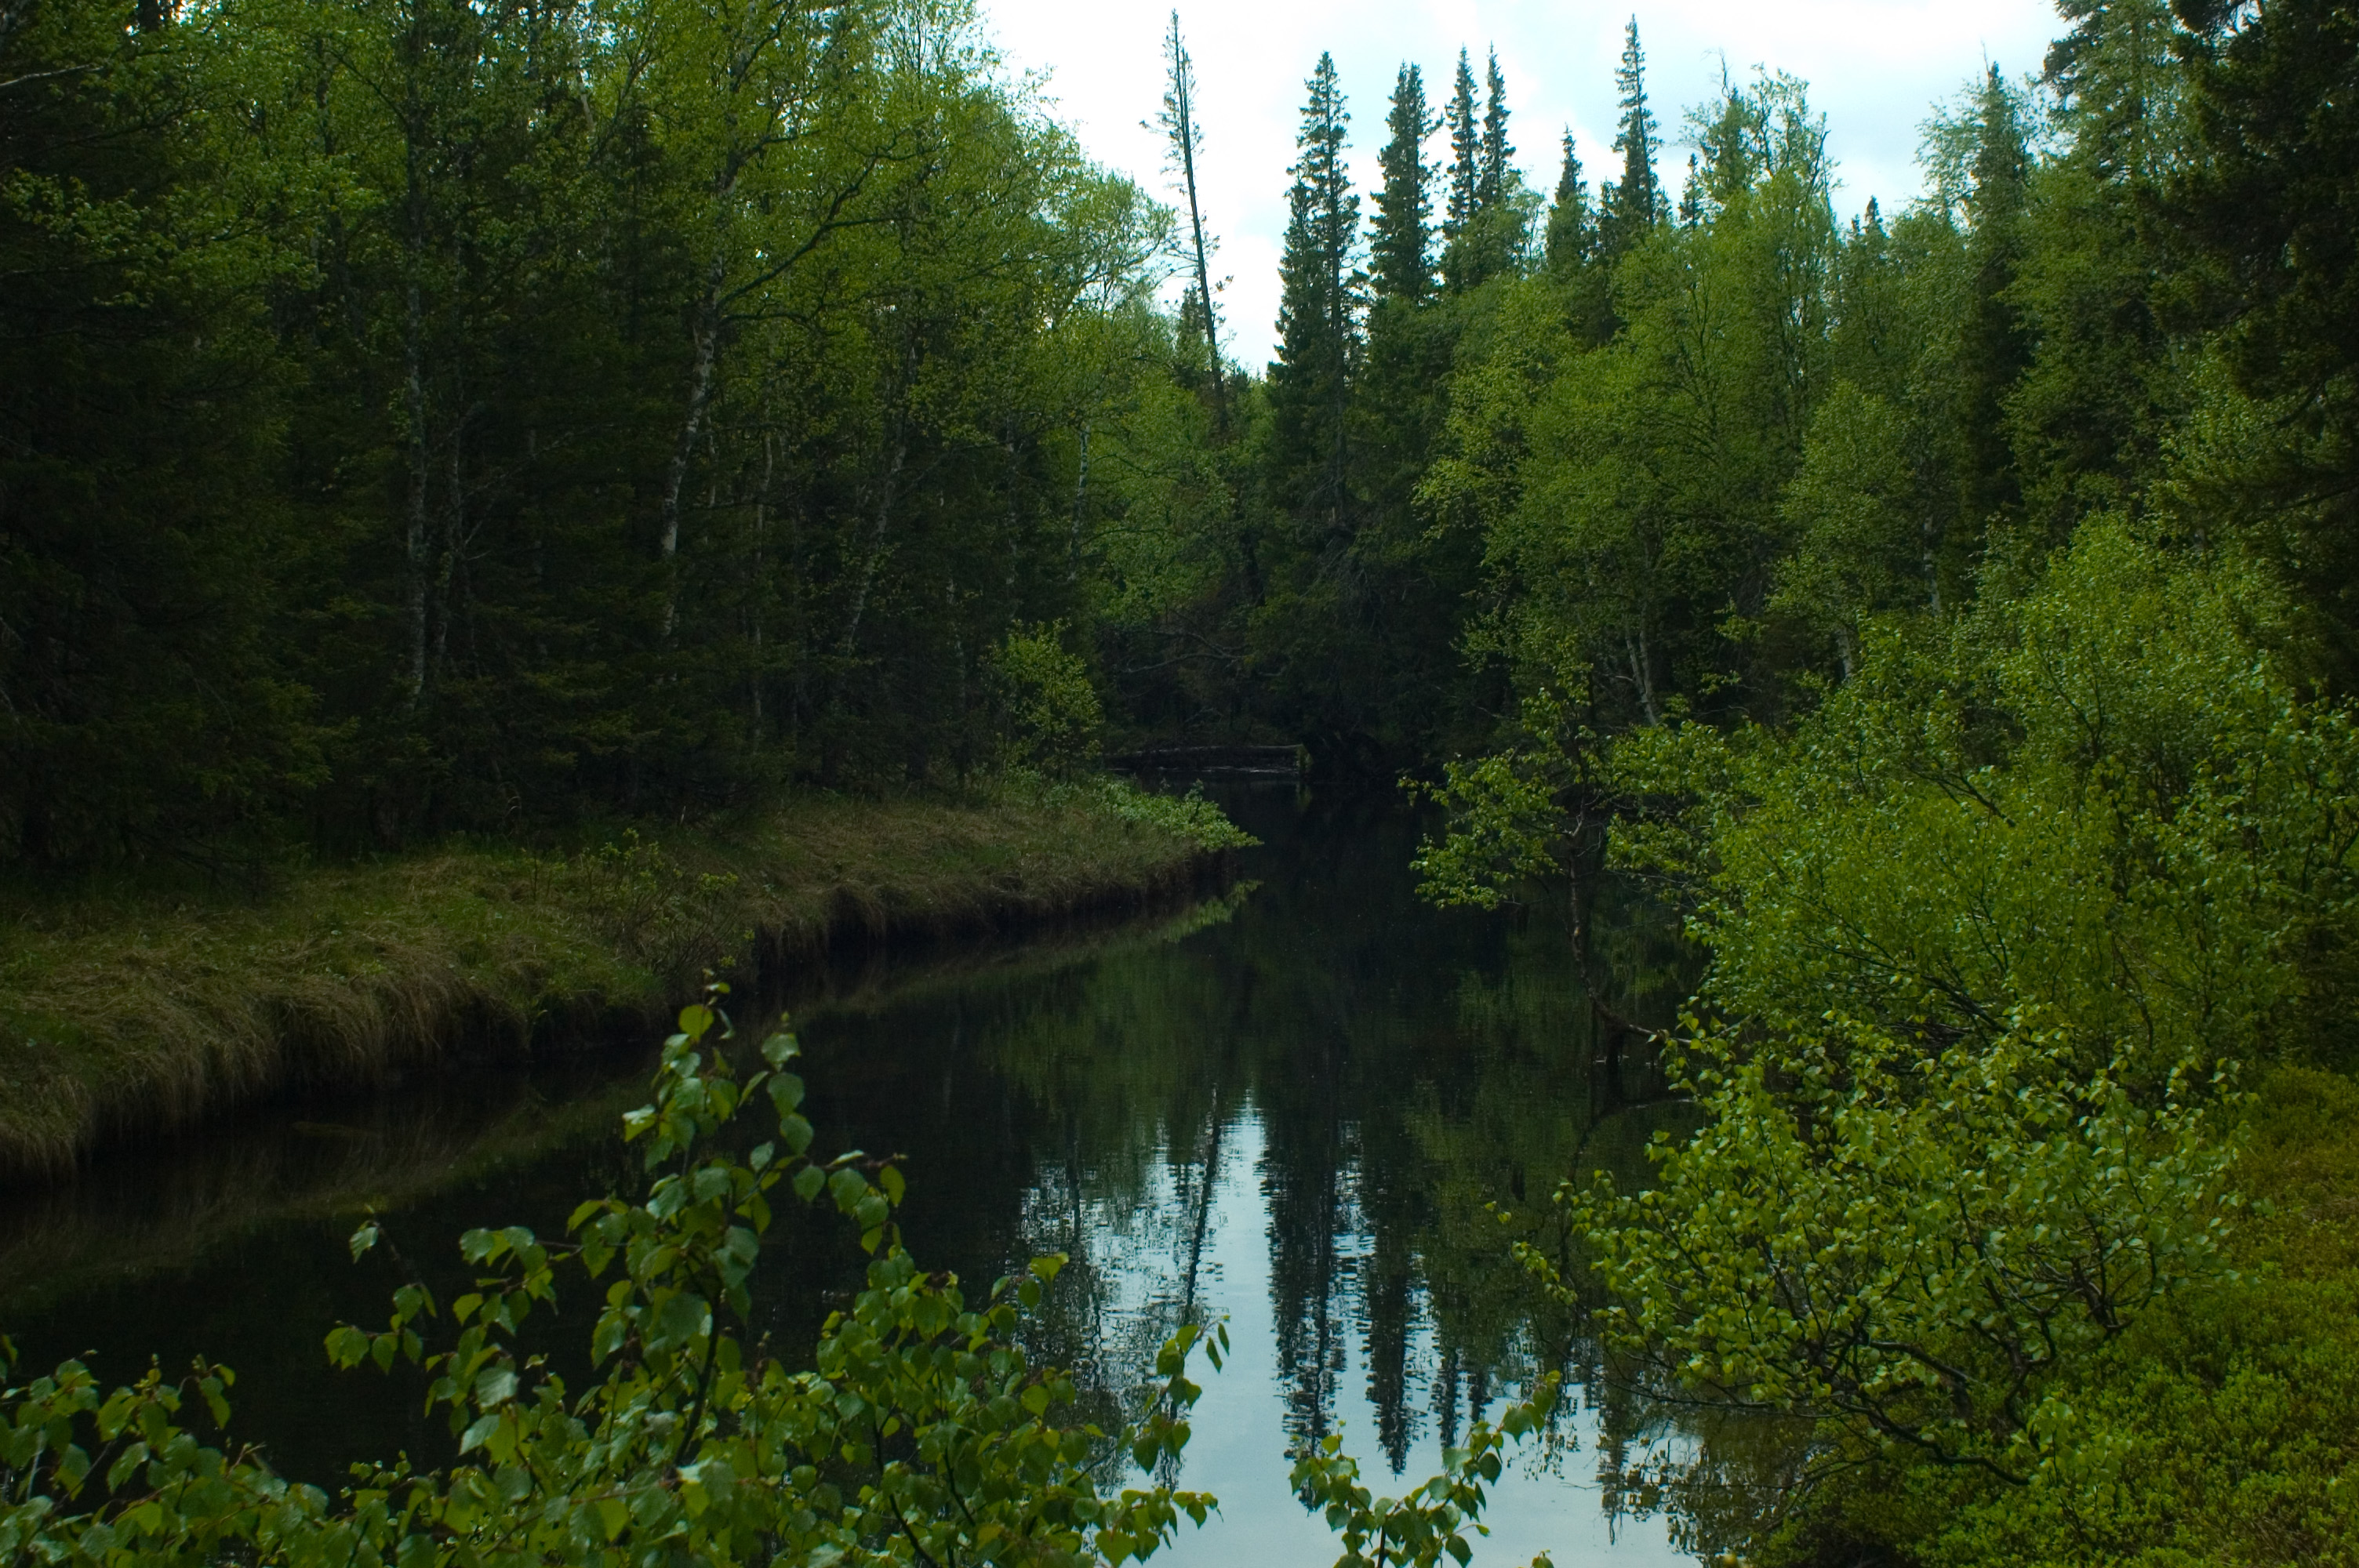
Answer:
[{"xmin": 1, "ymin": 788, "xmax": 1703, "ymax": 1563}]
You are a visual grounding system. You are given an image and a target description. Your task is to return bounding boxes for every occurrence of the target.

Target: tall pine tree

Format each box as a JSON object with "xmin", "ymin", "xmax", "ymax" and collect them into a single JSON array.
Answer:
[
  {"xmin": 1270, "ymin": 52, "xmax": 1361, "ymax": 535},
  {"xmin": 1547, "ymin": 129, "xmax": 1590, "ymax": 276},
  {"xmin": 1442, "ymin": 50, "xmax": 1479, "ymax": 252},
  {"xmin": 1954, "ymin": 65, "xmax": 2034, "ymax": 545},
  {"xmin": 1599, "ymin": 16, "xmax": 1660, "ymax": 269},
  {"xmin": 1478, "ymin": 49, "xmax": 1513, "ymax": 209},
  {"xmin": 1371, "ymin": 63, "xmax": 1436, "ymax": 306},
  {"xmin": 1445, "ymin": 46, "xmax": 1518, "ymax": 291}
]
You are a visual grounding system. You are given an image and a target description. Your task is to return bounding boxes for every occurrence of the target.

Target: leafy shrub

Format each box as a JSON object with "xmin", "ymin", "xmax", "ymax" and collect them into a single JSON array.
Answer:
[
  {"xmin": 1612, "ymin": 520, "xmax": 2359, "ymax": 1080},
  {"xmin": 1483, "ymin": 525, "xmax": 2359, "ymax": 1557},
  {"xmin": 1536, "ymin": 1017, "xmax": 2240, "ymax": 1489},
  {"xmin": 990, "ymin": 624, "xmax": 1106, "ymax": 778},
  {"xmin": 1841, "ymin": 1069, "xmax": 2359, "ymax": 1568}
]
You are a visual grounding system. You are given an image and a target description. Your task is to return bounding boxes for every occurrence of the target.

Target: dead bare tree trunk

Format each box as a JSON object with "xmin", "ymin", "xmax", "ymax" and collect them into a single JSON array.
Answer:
[{"xmin": 1160, "ymin": 12, "xmax": 1227, "ymax": 434}]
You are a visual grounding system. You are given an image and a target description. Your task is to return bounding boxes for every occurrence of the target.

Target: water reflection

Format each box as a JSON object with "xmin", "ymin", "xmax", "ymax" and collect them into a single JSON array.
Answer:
[
  {"xmin": 785, "ymin": 786, "xmax": 1704, "ymax": 1560},
  {"xmin": 1, "ymin": 786, "xmax": 1707, "ymax": 1562}
]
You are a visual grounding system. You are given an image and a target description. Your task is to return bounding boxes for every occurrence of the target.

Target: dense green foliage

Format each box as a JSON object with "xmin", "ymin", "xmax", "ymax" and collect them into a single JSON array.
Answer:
[
  {"xmin": 0, "ymin": 0, "xmax": 1209, "ymax": 862},
  {"xmin": 1386, "ymin": 0, "xmax": 2359, "ymax": 1559}
]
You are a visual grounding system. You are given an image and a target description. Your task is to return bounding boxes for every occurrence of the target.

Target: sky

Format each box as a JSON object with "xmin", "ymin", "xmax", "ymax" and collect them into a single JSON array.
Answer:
[{"xmin": 975, "ymin": 0, "xmax": 2068, "ymax": 367}]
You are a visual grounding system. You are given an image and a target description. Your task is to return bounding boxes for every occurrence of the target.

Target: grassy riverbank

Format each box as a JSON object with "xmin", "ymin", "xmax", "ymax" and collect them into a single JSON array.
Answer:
[{"xmin": 0, "ymin": 776, "xmax": 1249, "ymax": 1180}]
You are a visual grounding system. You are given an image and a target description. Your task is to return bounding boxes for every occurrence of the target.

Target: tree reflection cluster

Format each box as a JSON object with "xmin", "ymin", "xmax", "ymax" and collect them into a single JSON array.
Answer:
[{"xmin": 792, "ymin": 788, "xmax": 1714, "ymax": 1539}]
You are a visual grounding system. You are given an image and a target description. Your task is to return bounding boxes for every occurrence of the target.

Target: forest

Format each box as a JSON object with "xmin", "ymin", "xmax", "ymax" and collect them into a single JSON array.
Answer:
[
  {"xmin": 9, "ymin": 0, "xmax": 2359, "ymax": 1559},
  {"xmin": 5, "ymin": 0, "xmax": 2343, "ymax": 856}
]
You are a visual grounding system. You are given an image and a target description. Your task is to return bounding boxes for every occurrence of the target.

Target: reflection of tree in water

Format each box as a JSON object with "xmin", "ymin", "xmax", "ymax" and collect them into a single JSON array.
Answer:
[
  {"xmin": 844, "ymin": 787, "xmax": 1717, "ymax": 1515},
  {"xmin": 1259, "ymin": 1029, "xmax": 1356, "ymax": 1450}
]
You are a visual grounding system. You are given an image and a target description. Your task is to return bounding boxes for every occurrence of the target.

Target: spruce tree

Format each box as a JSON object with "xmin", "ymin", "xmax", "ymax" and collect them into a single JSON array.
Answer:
[
  {"xmin": 1954, "ymin": 64, "xmax": 2033, "ymax": 542},
  {"xmin": 1550, "ymin": 129, "xmax": 1617, "ymax": 343},
  {"xmin": 1478, "ymin": 49, "xmax": 1513, "ymax": 210},
  {"xmin": 1356, "ymin": 64, "xmax": 1464, "ymax": 761},
  {"xmin": 1371, "ymin": 63, "xmax": 1436, "ymax": 306},
  {"xmin": 1546, "ymin": 130, "xmax": 1590, "ymax": 278},
  {"xmin": 1599, "ymin": 16, "xmax": 1660, "ymax": 267},
  {"xmin": 2168, "ymin": 0, "xmax": 2359, "ymax": 684},
  {"xmin": 1270, "ymin": 51, "xmax": 1361, "ymax": 533},
  {"xmin": 1442, "ymin": 50, "xmax": 1479, "ymax": 247}
]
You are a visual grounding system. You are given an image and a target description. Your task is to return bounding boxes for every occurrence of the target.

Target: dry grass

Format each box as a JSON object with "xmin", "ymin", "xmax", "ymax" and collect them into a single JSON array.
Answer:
[
  {"xmin": 0, "ymin": 782, "xmax": 1238, "ymax": 1180},
  {"xmin": 0, "ymin": 878, "xmax": 1260, "ymax": 1315}
]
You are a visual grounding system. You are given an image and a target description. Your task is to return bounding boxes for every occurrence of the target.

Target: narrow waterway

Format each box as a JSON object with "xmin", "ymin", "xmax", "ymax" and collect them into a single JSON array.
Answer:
[{"xmin": 0, "ymin": 786, "xmax": 1705, "ymax": 1562}]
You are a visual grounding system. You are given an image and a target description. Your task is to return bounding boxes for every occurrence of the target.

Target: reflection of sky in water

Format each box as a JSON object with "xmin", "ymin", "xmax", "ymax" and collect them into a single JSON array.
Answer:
[{"xmin": 1019, "ymin": 1106, "xmax": 1692, "ymax": 1565}]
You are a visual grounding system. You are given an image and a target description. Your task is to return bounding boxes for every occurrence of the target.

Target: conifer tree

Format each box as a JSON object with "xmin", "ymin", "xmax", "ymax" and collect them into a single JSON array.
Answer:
[
  {"xmin": 1270, "ymin": 52, "xmax": 1361, "ymax": 533},
  {"xmin": 1478, "ymin": 49, "xmax": 1513, "ymax": 210},
  {"xmin": 1445, "ymin": 46, "xmax": 1519, "ymax": 291},
  {"xmin": 1954, "ymin": 64, "xmax": 2033, "ymax": 539},
  {"xmin": 1442, "ymin": 50, "xmax": 1479, "ymax": 248},
  {"xmin": 2168, "ymin": 0, "xmax": 2359, "ymax": 686},
  {"xmin": 1546, "ymin": 130, "xmax": 1590, "ymax": 278},
  {"xmin": 1599, "ymin": 16, "xmax": 1660, "ymax": 267},
  {"xmin": 1371, "ymin": 63, "xmax": 1436, "ymax": 306}
]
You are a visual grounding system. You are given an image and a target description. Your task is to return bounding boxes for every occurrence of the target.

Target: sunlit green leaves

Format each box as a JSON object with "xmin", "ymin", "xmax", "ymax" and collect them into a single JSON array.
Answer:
[
  {"xmin": 1559, "ymin": 1018, "xmax": 2239, "ymax": 1481},
  {"xmin": 1616, "ymin": 521, "xmax": 2359, "ymax": 1080}
]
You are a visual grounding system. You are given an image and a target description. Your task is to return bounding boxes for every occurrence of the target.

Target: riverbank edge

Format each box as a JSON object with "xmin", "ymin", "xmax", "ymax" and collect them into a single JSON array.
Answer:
[{"xmin": 0, "ymin": 779, "xmax": 1249, "ymax": 1183}]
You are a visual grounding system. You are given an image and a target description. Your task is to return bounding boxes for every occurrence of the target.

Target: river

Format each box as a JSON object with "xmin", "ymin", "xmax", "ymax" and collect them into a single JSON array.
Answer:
[{"xmin": 0, "ymin": 786, "xmax": 1707, "ymax": 1563}]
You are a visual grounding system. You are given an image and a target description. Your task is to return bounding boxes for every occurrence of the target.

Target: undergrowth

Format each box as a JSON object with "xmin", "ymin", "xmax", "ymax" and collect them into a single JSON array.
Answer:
[{"xmin": 1747, "ymin": 1068, "xmax": 2359, "ymax": 1568}]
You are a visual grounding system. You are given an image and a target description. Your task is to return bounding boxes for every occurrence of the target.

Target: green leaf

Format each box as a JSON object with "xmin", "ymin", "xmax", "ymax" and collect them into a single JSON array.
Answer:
[
  {"xmin": 474, "ymin": 1367, "xmax": 518, "ymax": 1409},
  {"xmin": 459, "ymin": 1414, "xmax": 500, "ymax": 1454}
]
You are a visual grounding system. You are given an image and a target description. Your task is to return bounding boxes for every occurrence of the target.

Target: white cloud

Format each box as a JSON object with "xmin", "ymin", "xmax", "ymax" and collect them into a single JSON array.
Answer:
[{"xmin": 977, "ymin": 0, "xmax": 2065, "ymax": 366}]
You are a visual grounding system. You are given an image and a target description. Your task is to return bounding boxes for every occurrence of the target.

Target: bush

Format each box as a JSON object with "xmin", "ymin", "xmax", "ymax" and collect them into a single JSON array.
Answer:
[
  {"xmin": 990, "ymin": 624, "xmax": 1106, "ymax": 778},
  {"xmin": 1540, "ymin": 1018, "xmax": 2239, "ymax": 1487}
]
